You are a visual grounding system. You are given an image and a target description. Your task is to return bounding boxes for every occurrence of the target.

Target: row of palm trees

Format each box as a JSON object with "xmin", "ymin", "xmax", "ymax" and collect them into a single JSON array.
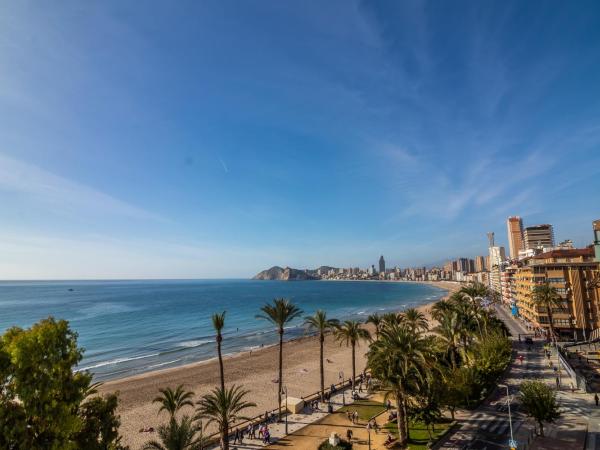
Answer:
[
  {"xmin": 145, "ymin": 281, "xmax": 528, "ymax": 449},
  {"xmin": 366, "ymin": 282, "xmax": 513, "ymax": 447}
]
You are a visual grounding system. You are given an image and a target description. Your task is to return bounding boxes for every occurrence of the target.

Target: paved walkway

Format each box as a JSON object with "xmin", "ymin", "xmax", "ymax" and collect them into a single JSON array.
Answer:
[{"xmin": 213, "ymin": 386, "xmax": 364, "ymax": 449}]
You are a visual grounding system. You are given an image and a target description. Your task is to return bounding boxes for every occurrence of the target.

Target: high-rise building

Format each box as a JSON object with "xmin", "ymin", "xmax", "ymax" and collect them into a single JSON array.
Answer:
[
  {"xmin": 594, "ymin": 220, "xmax": 600, "ymax": 262},
  {"xmin": 488, "ymin": 246, "xmax": 506, "ymax": 293},
  {"xmin": 456, "ymin": 258, "xmax": 469, "ymax": 273},
  {"xmin": 475, "ymin": 255, "xmax": 487, "ymax": 272},
  {"xmin": 507, "ymin": 216, "xmax": 524, "ymax": 260},
  {"xmin": 524, "ymin": 224, "xmax": 555, "ymax": 250},
  {"xmin": 378, "ymin": 255, "xmax": 385, "ymax": 274}
]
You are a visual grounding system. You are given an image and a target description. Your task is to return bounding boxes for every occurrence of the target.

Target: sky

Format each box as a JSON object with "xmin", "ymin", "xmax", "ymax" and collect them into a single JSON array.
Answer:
[{"xmin": 1, "ymin": 1, "xmax": 600, "ymax": 279}]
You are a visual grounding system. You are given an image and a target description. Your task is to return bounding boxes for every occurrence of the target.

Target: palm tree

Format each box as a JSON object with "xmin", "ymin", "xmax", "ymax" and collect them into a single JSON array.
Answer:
[
  {"xmin": 256, "ymin": 298, "xmax": 303, "ymax": 419},
  {"xmin": 212, "ymin": 311, "xmax": 226, "ymax": 392},
  {"xmin": 459, "ymin": 282, "xmax": 489, "ymax": 303},
  {"xmin": 433, "ymin": 310, "xmax": 462, "ymax": 369},
  {"xmin": 400, "ymin": 307, "xmax": 429, "ymax": 333},
  {"xmin": 143, "ymin": 416, "xmax": 207, "ymax": 450},
  {"xmin": 334, "ymin": 320, "xmax": 370, "ymax": 389},
  {"xmin": 153, "ymin": 385, "xmax": 195, "ymax": 418},
  {"xmin": 382, "ymin": 312, "xmax": 402, "ymax": 328},
  {"xmin": 532, "ymin": 283, "xmax": 563, "ymax": 344},
  {"xmin": 195, "ymin": 385, "xmax": 256, "ymax": 450},
  {"xmin": 304, "ymin": 310, "xmax": 339, "ymax": 401},
  {"xmin": 431, "ymin": 300, "xmax": 455, "ymax": 322},
  {"xmin": 367, "ymin": 322, "xmax": 433, "ymax": 447},
  {"xmin": 366, "ymin": 313, "xmax": 383, "ymax": 340}
]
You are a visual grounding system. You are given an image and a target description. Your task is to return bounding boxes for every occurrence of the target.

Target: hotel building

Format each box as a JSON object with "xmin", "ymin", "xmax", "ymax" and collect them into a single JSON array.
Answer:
[
  {"xmin": 524, "ymin": 224, "xmax": 555, "ymax": 250},
  {"xmin": 489, "ymin": 246, "xmax": 506, "ymax": 294},
  {"xmin": 507, "ymin": 216, "xmax": 524, "ymax": 260}
]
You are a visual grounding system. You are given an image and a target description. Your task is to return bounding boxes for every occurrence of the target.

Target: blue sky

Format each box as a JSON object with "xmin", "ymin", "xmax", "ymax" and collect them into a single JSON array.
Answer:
[{"xmin": 1, "ymin": 1, "xmax": 600, "ymax": 279}]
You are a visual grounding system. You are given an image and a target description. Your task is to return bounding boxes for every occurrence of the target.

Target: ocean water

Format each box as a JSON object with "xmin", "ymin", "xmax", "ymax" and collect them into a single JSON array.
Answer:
[{"xmin": 0, "ymin": 279, "xmax": 446, "ymax": 381}]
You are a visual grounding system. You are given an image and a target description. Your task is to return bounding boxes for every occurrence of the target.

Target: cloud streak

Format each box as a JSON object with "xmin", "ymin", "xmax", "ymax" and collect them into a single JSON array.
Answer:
[{"xmin": 0, "ymin": 153, "xmax": 163, "ymax": 222}]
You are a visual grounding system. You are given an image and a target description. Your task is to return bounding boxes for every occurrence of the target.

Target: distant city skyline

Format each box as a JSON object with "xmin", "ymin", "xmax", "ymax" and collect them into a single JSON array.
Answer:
[{"xmin": 1, "ymin": 1, "xmax": 600, "ymax": 279}]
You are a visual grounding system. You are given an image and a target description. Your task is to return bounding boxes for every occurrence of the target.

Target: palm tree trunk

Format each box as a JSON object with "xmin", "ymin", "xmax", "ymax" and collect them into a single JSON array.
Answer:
[
  {"xmin": 320, "ymin": 334, "xmax": 325, "ymax": 401},
  {"xmin": 402, "ymin": 399, "xmax": 409, "ymax": 440},
  {"xmin": 396, "ymin": 393, "xmax": 408, "ymax": 447},
  {"xmin": 221, "ymin": 425, "xmax": 229, "ymax": 450},
  {"xmin": 351, "ymin": 341, "xmax": 356, "ymax": 390},
  {"xmin": 450, "ymin": 347, "xmax": 457, "ymax": 369},
  {"xmin": 278, "ymin": 328, "xmax": 283, "ymax": 421},
  {"xmin": 217, "ymin": 335, "xmax": 225, "ymax": 392},
  {"xmin": 547, "ymin": 307, "xmax": 556, "ymax": 344}
]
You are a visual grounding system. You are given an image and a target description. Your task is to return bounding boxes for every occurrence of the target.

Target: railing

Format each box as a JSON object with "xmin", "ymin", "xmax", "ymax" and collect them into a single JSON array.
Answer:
[
  {"xmin": 202, "ymin": 374, "xmax": 364, "ymax": 447},
  {"xmin": 556, "ymin": 345, "xmax": 590, "ymax": 392}
]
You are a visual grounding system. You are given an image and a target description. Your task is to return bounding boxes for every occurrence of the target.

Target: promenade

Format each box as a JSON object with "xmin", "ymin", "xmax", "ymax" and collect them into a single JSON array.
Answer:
[{"xmin": 212, "ymin": 385, "xmax": 364, "ymax": 449}]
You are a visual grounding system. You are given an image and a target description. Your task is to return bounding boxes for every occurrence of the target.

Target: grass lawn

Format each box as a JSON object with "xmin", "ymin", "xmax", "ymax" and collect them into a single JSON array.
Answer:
[
  {"xmin": 385, "ymin": 419, "xmax": 453, "ymax": 449},
  {"xmin": 339, "ymin": 399, "xmax": 386, "ymax": 421}
]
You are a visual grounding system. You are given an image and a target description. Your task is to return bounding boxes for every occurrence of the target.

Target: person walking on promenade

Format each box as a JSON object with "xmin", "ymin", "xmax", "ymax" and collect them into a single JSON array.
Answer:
[{"xmin": 346, "ymin": 429, "xmax": 353, "ymax": 441}]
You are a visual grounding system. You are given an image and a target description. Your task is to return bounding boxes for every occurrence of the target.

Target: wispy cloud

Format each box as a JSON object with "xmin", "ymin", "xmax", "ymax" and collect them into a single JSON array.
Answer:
[
  {"xmin": 0, "ymin": 153, "xmax": 163, "ymax": 221},
  {"xmin": 218, "ymin": 157, "xmax": 229, "ymax": 173}
]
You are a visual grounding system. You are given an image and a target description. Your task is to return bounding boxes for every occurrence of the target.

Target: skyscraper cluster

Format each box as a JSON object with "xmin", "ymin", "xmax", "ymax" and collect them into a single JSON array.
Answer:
[{"xmin": 488, "ymin": 216, "xmax": 600, "ymax": 341}]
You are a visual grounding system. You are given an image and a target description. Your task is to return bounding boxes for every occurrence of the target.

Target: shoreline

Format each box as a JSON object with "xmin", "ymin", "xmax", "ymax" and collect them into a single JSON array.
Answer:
[
  {"xmin": 99, "ymin": 281, "xmax": 459, "ymax": 448},
  {"xmin": 99, "ymin": 280, "xmax": 457, "ymax": 384}
]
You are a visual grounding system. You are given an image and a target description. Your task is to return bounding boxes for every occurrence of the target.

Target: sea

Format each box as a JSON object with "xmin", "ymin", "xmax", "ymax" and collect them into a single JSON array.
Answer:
[{"xmin": 0, "ymin": 279, "xmax": 446, "ymax": 381}]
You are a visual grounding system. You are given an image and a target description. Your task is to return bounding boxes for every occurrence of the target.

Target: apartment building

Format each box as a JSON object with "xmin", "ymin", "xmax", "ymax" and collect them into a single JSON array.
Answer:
[{"xmin": 514, "ymin": 247, "xmax": 600, "ymax": 340}]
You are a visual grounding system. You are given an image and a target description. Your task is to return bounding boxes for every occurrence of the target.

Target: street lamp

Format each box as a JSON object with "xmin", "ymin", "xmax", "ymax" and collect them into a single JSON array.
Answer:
[
  {"xmin": 281, "ymin": 386, "xmax": 288, "ymax": 435},
  {"xmin": 498, "ymin": 384, "xmax": 514, "ymax": 448},
  {"xmin": 338, "ymin": 371, "xmax": 345, "ymax": 406}
]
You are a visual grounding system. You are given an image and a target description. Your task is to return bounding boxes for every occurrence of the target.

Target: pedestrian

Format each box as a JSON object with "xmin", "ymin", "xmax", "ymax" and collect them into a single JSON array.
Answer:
[
  {"xmin": 595, "ymin": 393, "xmax": 599, "ymax": 406},
  {"xmin": 353, "ymin": 410, "xmax": 359, "ymax": 424},
  {"xmin": 556, "ymin": 376, "xmax": 560, "ymax": 389},
  {"xmin": 239, "ymin": 428, "xmax": 244, "ymax": 445},
  {"xmin": 386, "ymin": 399, "xmax": 392, "ymax": 410},
  {"xmin": 233, "ymin": 428, "xmax": 240, "ymax": 444},
  {"xmin": 263, "ymin": 429, "xmax": 270, "ymax": 444},
  {"xmin": 346, "ymin": 429, "xmax": 353, "ymax": 441}
]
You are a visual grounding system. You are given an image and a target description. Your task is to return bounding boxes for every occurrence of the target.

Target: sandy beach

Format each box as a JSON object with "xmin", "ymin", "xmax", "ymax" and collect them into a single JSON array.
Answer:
[{"xmin": 99, "ymin": 280, "xmax": 459, "ymax": 449}]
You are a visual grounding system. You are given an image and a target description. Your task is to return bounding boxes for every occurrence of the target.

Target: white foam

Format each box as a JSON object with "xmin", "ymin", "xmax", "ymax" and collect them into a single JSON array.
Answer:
[
  {"xmin": 78, "ymin": 353, "xmax": 159, "ymax": 371},
  {"xmin": 177, "ymin": 339, "xmax": 214, "ymax": 348},
  {"xmin": 147, "ymin": 359, "xmax": 182, "ymax": 369}
]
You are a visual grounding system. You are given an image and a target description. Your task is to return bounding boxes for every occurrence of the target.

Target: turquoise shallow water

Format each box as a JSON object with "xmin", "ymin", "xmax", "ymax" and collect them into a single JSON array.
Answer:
[{"xmin": 0, "ymin": 279, "xmax": 446, "ymax": 381}]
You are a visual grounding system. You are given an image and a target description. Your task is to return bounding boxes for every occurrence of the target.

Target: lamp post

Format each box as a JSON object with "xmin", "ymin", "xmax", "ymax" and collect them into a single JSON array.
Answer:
[
  {"xmin": 281, "ymin": 386, "xmax": 288, "ymax": 435},
  {"xmin": 339, "ymin": 371, "xmax": 345, "ymax": 406},
  {"xmin": 498, "ymin": 384, "xmax": 514, "ymax": 448}
]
